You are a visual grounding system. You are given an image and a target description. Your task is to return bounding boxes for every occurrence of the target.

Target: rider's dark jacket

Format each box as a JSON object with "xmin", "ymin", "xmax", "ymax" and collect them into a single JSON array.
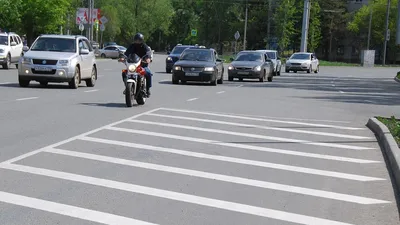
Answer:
[{"xmin": 124, "ymin": 43, "xmax": 152, "ymax": 67}]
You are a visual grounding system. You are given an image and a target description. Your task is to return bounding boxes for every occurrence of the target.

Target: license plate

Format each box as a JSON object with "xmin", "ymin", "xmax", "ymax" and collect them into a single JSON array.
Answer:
[
  {"xmin": 238, "ymin": 71, "xmax": 249, "ymax": 75},
  {"xmin": 34, "ymin": 67, "xmax": 52, "ymax": 72},
  {"xmin": 186, "ymin": 72, "xmax": 199, "ymax": 76}
]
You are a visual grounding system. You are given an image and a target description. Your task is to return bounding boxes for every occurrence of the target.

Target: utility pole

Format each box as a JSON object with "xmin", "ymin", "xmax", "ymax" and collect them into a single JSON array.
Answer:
[
  {"xmin": 300, "ymin": 0, "xmax": 311, "ymax": 52},
  {"xmin": 267, "ymin": 0, "xmax": 272, "ymax": 49},
  {"xmin": 367, "ymin": 5, "xmax": 373, "ymax": 50},
  {"xmin": 243, "ymin": 0, "xmax": 248, "ymax": 50},
  {"xmin": 382, "ymin": 0, "xmax": 391, "ymax": 66}
]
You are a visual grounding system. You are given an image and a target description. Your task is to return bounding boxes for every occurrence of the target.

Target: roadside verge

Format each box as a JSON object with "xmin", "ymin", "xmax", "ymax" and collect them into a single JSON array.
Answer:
[{"xmin": 367, "ymin": 117, "xmax": 400, "ymax": 192}]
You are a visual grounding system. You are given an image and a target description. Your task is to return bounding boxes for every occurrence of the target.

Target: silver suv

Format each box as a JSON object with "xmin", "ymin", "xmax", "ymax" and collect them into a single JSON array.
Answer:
[
  {"xmin": 0, "ymin": 32, "xmax": 24, "ymax": 69},
  {"xmin": 18, "ymin": 35, "xmax": 97, "ymax": 88}
]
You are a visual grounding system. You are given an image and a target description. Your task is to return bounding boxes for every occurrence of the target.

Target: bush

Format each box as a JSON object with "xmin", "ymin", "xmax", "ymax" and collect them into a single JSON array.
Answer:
[{"xmin": 377, "ymin": 116, "xmax": 400, "ymax": 147}]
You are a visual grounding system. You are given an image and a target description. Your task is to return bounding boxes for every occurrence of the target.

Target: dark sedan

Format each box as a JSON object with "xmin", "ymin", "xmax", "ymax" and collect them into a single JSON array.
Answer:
[
  {"xmin": 172, "ymin": 48, "xmax": 224, "ymax": 85},
  {"xmin": 228, "ymin": 51, "xmax": 274, "ymax": 82},
  {"xmin": 165, "ymin": 44, "xmax": 194, "ymax": 73}
]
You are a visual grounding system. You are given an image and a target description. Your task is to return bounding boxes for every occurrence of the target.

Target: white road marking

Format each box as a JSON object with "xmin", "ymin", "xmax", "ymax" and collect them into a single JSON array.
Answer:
[
  {"xmin": 159, "ymin": 108, "xmax": 366, "ymax": 130},
  {"xmin": 0, "ymin": 190, "xmax": 157, "ymax": 225},
  {"xmin": 147, "ymin": 113, "xmax": 372, "ymax": 140},
  {"xmin": 0, "ymin": 108, "xmax": 162, "ymax": 164},
  {"xmin": 339, "ymin": 91, "xmax": 345, "ymax": 93},
  {"xmin": 160, "ymin": 79, "xmax": 170, "ymax": 82},
  {"xmin": 0, "ymin": 82, "xmax": 11, "ymax": 85},
  {"xmin": 364, "ymin": 100, "xmax": 375, "ymax": 103},
  {"xmin": 102, "ymin": 128, "xmax": 379, "ymax": 164},
  {"xmin": 128, "ymin": 120, "xmax": 373, "ymax": 150},
  {"xmin": 0, "ymin": 163, "xmax": 356, "ymax": 225},
  {"xmin": 187, "ymin": 98, "xmax": 198, "ymax": 102},
  {"xmin": 236, "ymin": 85, "xmax": 243, "ymax": 87},
  {"xmin": 84, "ymin": 89, "xmax": 99, "ymax": 93},
  {"xmin": 217, "ymin": 91, "xmax": 225, "ymax": 94},
  {"xmin": 16, "ymin": 97, "xmax": 39, "ymax": 101},
  {"xmin": 332, "ymin": 84, "xmax": 335, "ymax": 87},
  {"xmin": 45, "ymin": 148, "xmax": 390, "ymax": 205}
]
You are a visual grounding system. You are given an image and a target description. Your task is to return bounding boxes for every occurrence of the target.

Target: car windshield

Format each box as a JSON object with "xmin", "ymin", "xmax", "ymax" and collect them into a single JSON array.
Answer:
[
  {"xmin": 0, "ymin": 36, "xmax": 7, "ymax": 45},
  {"xmin": 30, "ymin": 37, "xmax": 76, "ymax": 52},
  {"xmin": 180, "ymin": 50, "xmax": 213, "ymax": 61},
  {"xmin": 235, "ymin": 53, "xmax": 263, "ymax": 62},
  {"xmin": 290, "ymin": 53, "xmax": 311, "ymax": 60},
  {"xmin": 171, "ymin": 46, "xmax": 189, "ymax": 55},
  {"xmin": 118, "ymin": 46, "xmax": 127, "ymax": 51},
  {"xmin": 266, "ymin": 52, "xmax": 276, "ymax": 59}
]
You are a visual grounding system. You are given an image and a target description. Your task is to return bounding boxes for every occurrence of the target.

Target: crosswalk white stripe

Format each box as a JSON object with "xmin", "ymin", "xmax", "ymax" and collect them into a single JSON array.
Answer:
[
  {"xmin": 0, "ymin": 190, "xmax": 157, "ymax": 225},
  {"xmin": 103, "ymin": 128, "xmax": 380, "ymax": 164},
  {"xmin": 127, "ymin": 120, "xmax": 374, "ymax": 150},
  {"xmin": 147, "ymin": 113, "xmax": 372, "ymax": 140},
  {"xmin": 104, "ymin": 129, "xmax": 383, "ymax": 181},
  {"xmin": 0, "ymin": 163, "xmax": 355, "ymax": 225},
  {"xmin": 159, "ymin": 108, "xmax": 366, "ymax": 130},
  {"xmin": 45, "ymin": 148, "xmax": 390, "ymax": 205}
]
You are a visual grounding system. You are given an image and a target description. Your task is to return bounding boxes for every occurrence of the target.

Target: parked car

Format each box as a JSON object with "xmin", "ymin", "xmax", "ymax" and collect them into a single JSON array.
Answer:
[
  {"xmin": 18, "ymin": 34, "xmax": 97, "ymax": 89},
  {"xmin": 0, "ymin": 32, "xmax": 24, "ymax": 69},
  {"xmin": 256, "ymin": 50, "xmax": 282, "ymax": 76},
  {"xmin": 99, "ymin": 45, "xmax": 126, "ymax": 58},
  {"xmin": 172, "ymin": 48, "xmax": 224, "ymax": 85},
  {"xmin": 165, "ymin": 44, "xmax": 195, "ymax": 73},
  {"xmin": 285, "ymin": 52, "xmax": 319, "ymax": 73},
  {"xmin": 228, "ymin": 51, "xmax": 274, "ymax": 82}
]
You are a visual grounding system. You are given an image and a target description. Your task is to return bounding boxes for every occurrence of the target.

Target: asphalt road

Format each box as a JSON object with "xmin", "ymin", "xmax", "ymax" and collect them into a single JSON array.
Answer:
[{"xmin": 0, "ymin": 54, "xmax": 399, "ymax": 225}]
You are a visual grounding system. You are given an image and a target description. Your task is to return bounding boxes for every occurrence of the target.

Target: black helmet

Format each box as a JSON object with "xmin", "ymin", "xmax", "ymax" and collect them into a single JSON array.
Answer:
[{"xmin": 133, "ymin": 33, "xmax": 144, "ymax": 43}]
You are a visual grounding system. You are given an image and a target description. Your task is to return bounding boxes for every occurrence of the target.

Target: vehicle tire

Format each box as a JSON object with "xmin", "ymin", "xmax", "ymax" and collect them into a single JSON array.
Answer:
[
  {"xmin": 259, "ymin": 71, "xmax": 265, "ymax": 82},
  {"xmin": 166, "ymin": 68, "xmax": 171, "ymax": 73},
  {"xmin": 15, "ymin": 64, "xmax": 18, "ymax": 69},
  {"xmin": 293, "ymin": 71, "xmax": 297, "ymax": 73},
  {"xmin": 172, "ymin": 76, "xmax": 179, "ymax": 84},
  {"xmin": 277, "ymin": 66, "xmax": 281, "ymax": 76},
  {"xmin": 40, "ymin": 81, "xmax": 48, "ymax": 86},
  {"xmin": 2, "ymin": 54, "xmax": 11, "ymax": 69},
  {"xmin": 18, "ymin": 77, "xmax": 30, "ymax": 87},
  {"xmin": 125, "ymin": 82, "xmax": 134, "ymax": 107},
  {"xmin": 314, "ymin": 65, "xmax": 319, "ymax": 74},
  {"xmin": 239, "ymin": 78, "xmax": 243, "ymax": 81},
  {"xmin": 307, "ymin": 66, "xmax": 311, "ymax": 74},
  {"xmin": 85, "ymin": 66, "xmax": 97, "ymax": 87},
  {"xmin": 101, "ymin": 53, "xmax": 106, "ymax": 58},
  {"xmin": 211, "ymin": 75, "xmax": 217, "ymax": 86},
  {"xmin": 285, "ymin": 69, "xmax": 289, "ymax": 73},
  {"xmin": 217, "ymin": 71, "xmax": 223, "ymax": 84},
  {"xmin": 69, "ymin": 66, "xmax": 80, "ymax": 89},
  {"xmin": 228, "ymin": 76, "xmax": 233, "ymax": 81},
  {"xmin": 181, "ymin": 79, "xmax": 187, "ymax": 84},
  {"xmin": 267, "ymin": 76, "xmax": 273, "ymax": 82}
]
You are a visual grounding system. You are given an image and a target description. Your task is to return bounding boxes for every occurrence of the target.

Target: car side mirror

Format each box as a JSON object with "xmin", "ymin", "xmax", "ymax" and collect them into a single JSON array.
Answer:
[
  {"xmin": 10, "ymin": 42, "xmax": 17, "ymax": 46},
  {"xmin": 167, "ymin": 51, "xmax": 170, "ymax": 55},
  {"xmin": 266, "ymin": 59, "xmax": 272, "ymax": 63},
  {"xmin": 22, "ymin": 46, "xmax": 29, "ymax": 52},
  {"xmin": 216, "ymin": 58, "xmax": 222, "ymax": 62},
  {"xmin": 79, "ymin": 49, "xmax": 90, "ymax": 55},
  {"xmin": 277, "ymin": 57, "xmax": 281, "ymax": 60}
]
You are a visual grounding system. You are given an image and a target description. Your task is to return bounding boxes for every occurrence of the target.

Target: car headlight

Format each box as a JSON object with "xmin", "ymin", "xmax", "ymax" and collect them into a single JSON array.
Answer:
[
  {"xmin": 302, "ymin": 62, "xmax": 310, "ymax": 66},
  {"xmin": 254, "ymin": 66, "xmax": 261, "ymax": 71},
  {"xmin": 22, "ymin": 57, "xmax": 31, "ymax": 64},
  {"xmin": 167, "ymin": 57, "xmax": 172, "ymax": 61},
  {"xmin": 204, "ymin": 67, "xmax": 214, "ymax": 72},
  {"xmin": 128, "ymin": 64, "xmax": 137, "ymax": 72},
  {"xmin": 58, "ymin": 60, "xmax": 69, "ymax": 66},
  {"xmin": 228, "ymin": 65, "xmax": 234, "ymax": 70},
  {"xmin": 0, "ymin": 49, "xmax": 4, "ymax": 53},
  {"xmin": 174, "ymin": 66, "xmax": 181, "ymax": 70}
]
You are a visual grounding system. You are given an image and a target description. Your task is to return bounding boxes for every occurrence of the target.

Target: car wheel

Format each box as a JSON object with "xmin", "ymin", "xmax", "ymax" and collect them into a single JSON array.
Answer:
[
  {"xmin": 259, "ymin": 70, "xmax": 265, "ymax": 82},
  {"xmin": 166, "ymin": 68, "xmax": 171, "ymax": 73},
  {"xmin": 285, "ymin": 68, "xmax": 289, "ymax": 73},
  {"xmin": 101, "ymin": 54, "xmax": 106, "ymax": 58},
  {"xmin": 18, "ymin": 76, "xmax": 30, "ymax": 87},
  {"xmin": 217, "ymin": 70, "xmax": 223, "ymax": 84},
  {"xmin": 228, "ymin": 76, "xmax": 233, "ymax": 81},
  {"xmin": 211, "ymin": 75, "xmax": 217, "ymax": 86},
  {"xmin": 307, "ymin": 66, "xmax": 311, "ymax": 74},
  {"xmin": 40, "ymin": 81, "xmax": 48, "ymax": 86},
  {"xmin": 172, "ymin": 75, "xmax": 179, "ymax": 84},
  {"xmin": 314, "ymin": 65, "xmax": 319, "ymax": 74},
  {"xmin": 239, "ymin": 78, "xmax": 243, "ymax": 81},
  {"xmin": 2, "ymin": 54, "xmax": 11, "ymax": 69},
  {"xmin": 86, "ymin": 66, "xmax": 97, "ymax": 87},
  {"xmin": 277, "ymin": 66, "xmax": 281, "ymax": 76},
  {"xmin": 267, "ymin": 76, "xmax": 273, "ymax": 82},
  {"xmin": 69, "ymin": 66, "xmax": 80, "ymax": 89}
]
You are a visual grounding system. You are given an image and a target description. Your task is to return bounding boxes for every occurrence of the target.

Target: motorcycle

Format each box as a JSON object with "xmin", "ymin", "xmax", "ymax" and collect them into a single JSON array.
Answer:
[{"xmin": 118, "ymin": 53, "xmax": 147, "ymax": 107}]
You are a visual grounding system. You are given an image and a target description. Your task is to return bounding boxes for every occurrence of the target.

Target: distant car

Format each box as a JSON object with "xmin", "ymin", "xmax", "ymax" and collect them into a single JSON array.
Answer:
[
  {"xmin": 228, "ymin": 51, "xmax": 274, "ymax": 82},
  {"xmin": 165, "ymin": 44, "xmax": 195, "ymax": 73},
  {"xmin": 172, "ymin": 48, "xmax": 224, "ymax": 85},
  {"xmin": 18, "ymin": 34, "xmax": 97, "ymax": 89},
  {"xmin": 285, "ymin": 52, "xmax": 319, "ymax": 73},
  {"xmin": 0, "ymin": 32, "xmax": 24, "ymax": 69},
  {"xmin": 257, "ymin": 50, "xmax": 282, "ymax": 76},
  {"xmin": 99, "ymin": 45, "xmax": 126, "ymax": 58}
]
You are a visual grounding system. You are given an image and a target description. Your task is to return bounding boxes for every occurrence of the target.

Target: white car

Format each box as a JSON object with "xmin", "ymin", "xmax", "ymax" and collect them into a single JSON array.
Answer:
[
  {"xmin": 0, "ymin": 32, "xmax": 23, "ymax": 69},
  {"xmin": 285, "ymin": 52, "xmax": 319, "ymax": 74},
  {"xmin": 99, "ymin": 45, "xmax": 126, "ymax": 58},
  {"xmin": 257, "ymin": 50, "xmax": 282, "ymax": 76}
]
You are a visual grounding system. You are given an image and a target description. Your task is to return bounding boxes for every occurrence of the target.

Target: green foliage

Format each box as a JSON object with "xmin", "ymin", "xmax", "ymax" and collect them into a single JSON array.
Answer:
[
  {"xmin": 377, "ymin": 116, "xmax": 400, "ymax": 146},
  {"xmin": 0, "ymin": 0, "xmax": 22, "ymax": 32},
  {"xmin": 308, "ymin": 0, "xmax": 322, "ymax": 52},
  {"xmin": 274, "ymin": 0, "xmax": 297, "ymax": 51}
]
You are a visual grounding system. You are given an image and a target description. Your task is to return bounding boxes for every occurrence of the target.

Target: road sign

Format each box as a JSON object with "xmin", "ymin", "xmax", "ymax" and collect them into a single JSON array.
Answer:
[
  {"xmin": 191, "ymin": 29, "xmax": 197, "ymax": 37},
  {"xmin": 79, "ymin": 24, "xmax": 84, "ymax": 31},
  {"xmin": 100, "ymin": 16, "xmax": 108, "ymax": 24},
  {"xmin": 234, "ymin": 31, "xmax": 240, "ymax": 40},
  {"xmin": 100, "ymin": 24, "xmax": 105, "ymax": 32}
]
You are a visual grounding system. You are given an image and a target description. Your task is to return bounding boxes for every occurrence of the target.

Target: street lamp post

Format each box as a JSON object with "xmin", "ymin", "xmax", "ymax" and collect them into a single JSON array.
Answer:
[
  {"xmin": 300, "ymin": 0, "xmax": 311, "ymax": 52},
  {"xmin": 382, "ymin": 0, "xmax": 390, "ymax": 66}
]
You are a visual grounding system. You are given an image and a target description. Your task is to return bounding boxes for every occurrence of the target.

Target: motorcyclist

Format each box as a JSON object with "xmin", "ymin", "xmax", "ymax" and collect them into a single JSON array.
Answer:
[{"xmin": 122, "ymin": 33, "xmax": 153, "ymax": 97}]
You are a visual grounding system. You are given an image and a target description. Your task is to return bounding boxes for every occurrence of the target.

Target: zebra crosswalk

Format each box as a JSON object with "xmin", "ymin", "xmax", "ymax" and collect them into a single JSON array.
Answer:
[{"xmin": 0, "ymin": 107, "xmax": 396, "ymax": 225}]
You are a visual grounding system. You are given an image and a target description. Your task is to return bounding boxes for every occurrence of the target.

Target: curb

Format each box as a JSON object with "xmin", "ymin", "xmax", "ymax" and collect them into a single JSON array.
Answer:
[
  {"xmin": 395, "ymin": 76, "xmax": 400, "ymax": 84},
  {"xmin": 367, "ymin": 117, "xmax": 400, "ymax": 190}
]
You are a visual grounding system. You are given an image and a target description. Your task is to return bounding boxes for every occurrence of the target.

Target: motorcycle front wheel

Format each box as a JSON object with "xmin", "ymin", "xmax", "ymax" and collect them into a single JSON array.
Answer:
[{"xmin": 125, "ymin": 82, "xmax": 134, "ymax": 107}]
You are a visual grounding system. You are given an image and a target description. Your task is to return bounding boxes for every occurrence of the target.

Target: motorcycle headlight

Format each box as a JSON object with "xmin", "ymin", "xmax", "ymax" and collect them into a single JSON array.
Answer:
[
  {"xmin": 254, "ymin": 66, "xmax": 261, "ymax": 71},
  {"xmin": 128, "ymin": 64, "xmax": 137, "ymax": 72}
]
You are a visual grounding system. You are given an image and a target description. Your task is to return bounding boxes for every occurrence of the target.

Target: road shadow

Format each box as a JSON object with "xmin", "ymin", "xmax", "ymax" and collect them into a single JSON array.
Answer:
[
  {"xmin": 80, "ymin": 102, "xmax": 128, "ymax": 108},
  {"xmin": 235, "ymin": 74, "xmax": 400, "ymax": 105},
  {"xmin": 0, "ymin": 82, "xmax": 86, "ymax": 89}
]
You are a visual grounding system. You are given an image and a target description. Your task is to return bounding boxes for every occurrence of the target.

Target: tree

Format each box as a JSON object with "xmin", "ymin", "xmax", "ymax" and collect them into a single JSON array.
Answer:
[
  {"xmin": 308, "ymin": 0, "xmax": 322, "ymax": 52},
  {"xmin": 0, "ymin": 0, "xmax": 22, "ymax": 33},
  {"xmin": 274, "ymin": 0, "xmax": 297, "ymax": 53}
]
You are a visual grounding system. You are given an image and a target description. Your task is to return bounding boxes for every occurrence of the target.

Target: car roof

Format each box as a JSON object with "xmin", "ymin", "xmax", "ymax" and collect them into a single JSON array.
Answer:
[
  {"xmin": 257, "ymin": 50, "xmax": 277, "ymax": 52},
  {"xmin": 38, "ymin": 34, "xmax": 85, "ymax": 40},
  {"xmin": 238, "ymin": 50, "xmax": 263, "ymax": 54},
  {"xmin": 293, "ymin": 52, "xmax": 312, "ymax": 54}
]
